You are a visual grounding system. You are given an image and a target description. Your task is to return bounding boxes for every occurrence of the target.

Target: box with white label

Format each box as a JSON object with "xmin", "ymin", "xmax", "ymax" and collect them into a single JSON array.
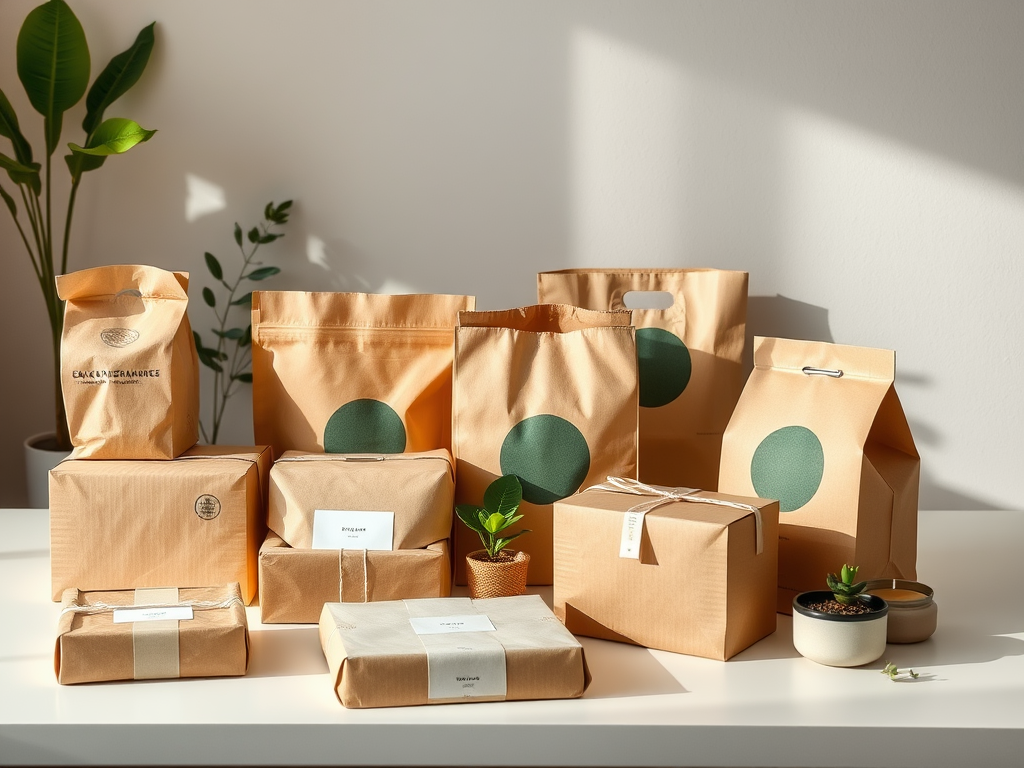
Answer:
[
  {"xmin": 318, "ymin": 595, "xmax": 590, "ymax": 708},
  {"xmin": 553, "ymin": 484, "xmax": 779, "ymax": 660},
  {"xmin": 267, "ymin": 450, "xmax": 454, "ymax": 551},
  {"xmin": 258, "ymin": 533, "xmax": 452, "ymax": 623},
  {"xmin": 55, "ymin": 583, "xmax": 249, "ymax": 685}
]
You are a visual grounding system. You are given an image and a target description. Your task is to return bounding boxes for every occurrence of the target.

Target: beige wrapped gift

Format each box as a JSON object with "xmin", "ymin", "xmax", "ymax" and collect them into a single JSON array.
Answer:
[
  {"xmin": 258, "ymin": 533, "xmax": 452, "ymax": 624},
  {"xmin": 319, "ymin": 595, "xmax": 590, "ymax": 708},
  {"xmin": 55, "ymin": 584, "xmax": 249, "ymax": 685},
  {"xmin": 267, "ymin": 450, "xmax": 454, "ymax": 551},
  {"xmin": 49, "ymin": 446, "xmax": 271, "ymax": 603},
  {"xmin": 553, "ymin": 479, "xmax": 779, "ymax": 661}
]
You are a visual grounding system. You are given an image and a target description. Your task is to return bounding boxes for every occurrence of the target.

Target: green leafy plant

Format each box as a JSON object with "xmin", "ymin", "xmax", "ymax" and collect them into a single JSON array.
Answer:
[
  {"xmin": 881, "ymin": 661, "xmax": 920, "ymax": 681},
  {"xmin": 193, "ymin": 200, "xmax": 291, "ymax": 444},
  {"xmin": 1, "ymin": 0, "xmax": 157, "ymax": 450},
  {"xmin": 456, "ymin": 474, "xmax": 531, "ymax": 561},
  {"xmin": 826, "ymin": 564, "xmax": 868, "ymax": 605}
]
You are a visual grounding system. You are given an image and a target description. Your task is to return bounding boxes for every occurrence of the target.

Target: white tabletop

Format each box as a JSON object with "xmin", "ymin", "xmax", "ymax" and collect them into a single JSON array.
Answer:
[{"xmin": 1, "ymin": 508, "xmax": 1022, "ymax": 767}]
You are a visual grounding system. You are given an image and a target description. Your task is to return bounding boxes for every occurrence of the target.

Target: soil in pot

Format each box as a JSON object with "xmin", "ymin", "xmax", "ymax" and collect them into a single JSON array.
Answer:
[{"xmin": 466, "ymin": 549, "xmax": 530, "ymax": 599}]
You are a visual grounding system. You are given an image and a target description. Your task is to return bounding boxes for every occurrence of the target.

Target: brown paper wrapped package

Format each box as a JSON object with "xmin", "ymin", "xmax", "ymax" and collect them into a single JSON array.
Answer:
[
  {"xmin": 267, "ymin": 450, "xmax": 454, "ymax": 550},
  {"xmin": 55, "ymin": 584, "xmax": 249, "ymax": 685},
  {"xmin": 49, "ymin": 446, "xmax": 271, "ymax": 603},
  {"xmin": 56, "ymin": 264, "xmax": 200, "ymax": 460},
  {"xmin": 259, "ymin": 533, "xmax": 452, "ymax": 624},
  {"xmin": 252, "ymin": 291, "xmax": 474, "ymax": 458},
  {"xmin": 318, "ymin": 595, "xmax": 590, "ymax": 708},
  {"xmin": 554, "ymin": 485, "xmax": 778, "ymax": 661},
  {"xmin": 719, "ymin": 337, "xmax": 920, "ymax": 613},
  {"xmin": 453, "ymin": 305, "xmax": 639, "ymax": 585},
  {"xmin": 538, "ymin": 268, "xmax": 747, "ymax": 490}
]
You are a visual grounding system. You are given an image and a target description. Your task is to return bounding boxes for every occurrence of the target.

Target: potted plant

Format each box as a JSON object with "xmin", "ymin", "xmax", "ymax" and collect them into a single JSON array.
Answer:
[
  {"xmin": 792, "ymin": 564, "xmax": 889, "ymax": 667},
  {"xmin": 456, "ymin": 474, "xmax": 531, "ymax": 599},
  {"xmin": 1, "ymin": 0, "xmax": 157, "ymax": 503}
]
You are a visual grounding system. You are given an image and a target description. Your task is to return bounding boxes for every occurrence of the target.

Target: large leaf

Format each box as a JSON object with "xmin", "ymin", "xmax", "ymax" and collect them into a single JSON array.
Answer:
[
  {"xmin": 0, "ymin": 183, "xmax": 17, "ymax": 217},
  {"xmin": 483, "ymin": 474, "xmax": 522, "ymax": 517},
  {"xmin": 64, "ymin": 151, "xmax": 105, "ymax": 182},
  {"xmin": 67, "ymin": 118, "xmax": 155, "ymax": 156},
  {"xmin": 17, "ymin": 0, "xmax": 90, "ymax": 155},
  {"xmin": 456, "ymin": 505, "xmax": 487, "ymax": 534},
  {"xmin": 0, "ymin": 88, "xmax": 33, "ymax": 164},
  {"xmin": 0, "ymin": 152, "xmax": 38, "ymax": 175},
  {"xmin": 82, "ymin": 22, "xmax": 155, "ymax": 136}
]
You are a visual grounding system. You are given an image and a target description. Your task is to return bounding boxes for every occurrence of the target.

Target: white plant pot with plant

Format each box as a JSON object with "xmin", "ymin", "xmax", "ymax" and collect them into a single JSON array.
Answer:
[
  {"xmin": 792, "ymin": 564, "xmax": 889, "ymax": 668},
  {"xmin": 456, "ymin": 474, "xmax": 531, "ymax": 599}
]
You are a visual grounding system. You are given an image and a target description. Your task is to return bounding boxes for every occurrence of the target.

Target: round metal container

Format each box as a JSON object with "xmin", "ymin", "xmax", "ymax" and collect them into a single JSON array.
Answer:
[{"xmin": 864, "ymin": 579, "xmax": 937, "ymax": 643}]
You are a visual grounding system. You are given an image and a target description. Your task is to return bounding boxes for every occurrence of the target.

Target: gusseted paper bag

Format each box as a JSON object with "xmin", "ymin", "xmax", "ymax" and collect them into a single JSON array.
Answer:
[
  {"xmin": 538, "ymin": 268, "xmax": 747, "ymax": 489},
  {"xmin": 49, "ymin": 446, "xmax": 271, "ymax": 603},
  {"xmin": 718, "ymin": 337, "xmax": 920, "ymax": 613},
  {"xmin": 318, "ymin": 595, "xmax": 590, "ymax": 708},
  {"xmin": 252, "ymin": 291, "xmax": 474, "ymax": 457},
  {"xmin": 55, "ymin": 264, "xmax": 200, "ymax": 459},
  {"xmin": 453, "ymin": 305, "xmax": 639, "ymax": 585},
  {"xmin": 259, "ymin": 533, "xmax": 451, "ymax": 623},
  {"xmin": 267, "ymin": 450, "xmax": 454, "ymax": 551},
  {"xmin": 55, "ymin": 583, "xmax": 249, "ymax": 685},
  {"xmin": 554, "ymin": 480, "xmax": 778, "ymax": 660}
]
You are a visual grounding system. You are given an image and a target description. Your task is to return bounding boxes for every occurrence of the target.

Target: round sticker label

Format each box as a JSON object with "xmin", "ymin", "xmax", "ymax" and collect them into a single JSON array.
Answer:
[{"xmin": 195, "ymin": 494, "xmax": 222, "ymax": 520}]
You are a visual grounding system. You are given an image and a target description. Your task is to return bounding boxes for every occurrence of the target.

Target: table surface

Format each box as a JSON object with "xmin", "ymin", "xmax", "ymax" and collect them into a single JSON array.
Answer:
[{"xmin": 1, "ymin": 509, "xmax": 1022, "ymax": 768}]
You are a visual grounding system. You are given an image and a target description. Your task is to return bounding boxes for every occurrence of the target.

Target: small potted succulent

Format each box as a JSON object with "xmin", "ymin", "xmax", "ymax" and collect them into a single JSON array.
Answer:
[
  {"xmin": 792, "ymin": 564, "xmax": 889, "ymax": 667},
  {"xmin": 456, "ymin": 474, "xmax": 531, "ymax": 599}
]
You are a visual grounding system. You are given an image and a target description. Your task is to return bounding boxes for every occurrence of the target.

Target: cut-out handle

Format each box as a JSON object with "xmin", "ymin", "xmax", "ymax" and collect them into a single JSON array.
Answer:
[
  {"xmin": 802, "ymin": 366, "xmax": 843, "ymax": 378},
  {"xmin": 622, "ymin": 291, "xmax": 674, "ymax": 310}
]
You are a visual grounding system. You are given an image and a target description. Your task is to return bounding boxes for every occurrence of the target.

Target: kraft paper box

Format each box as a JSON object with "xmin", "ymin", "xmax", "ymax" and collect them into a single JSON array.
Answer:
[
  {"xmin": 49, "ymin": 445, "xmax": 271, "ymax": 603},
  {"xmin": 55, "ymin": 583, "xmax": 249, "ymax": 685},
  {"xmin": 553, "ymin": 481, "xmax": 779, "ymax": 661},
  {"xmin": 267, "ymin": 450, "xmax": 454, "ymax": 550},
  {"xmin": 259, "ymin": 533, "xmax": 452, "ymax": 624},
  {"xmin": 319, "ymin": 595, "xmax": 590, "ymax": 708}
]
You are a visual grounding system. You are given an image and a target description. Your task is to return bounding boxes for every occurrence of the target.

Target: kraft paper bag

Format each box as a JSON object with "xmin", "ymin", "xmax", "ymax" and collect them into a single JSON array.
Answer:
[
  {"xmin": 538, "ymin": 268, "xmax": 747, "ymax": 490},
  {"xmin": 553, "ymin": 480, "xmax": 778, "ymax": 661},
  {"xmin": 318, "ymin": 595, "xmax": 589, "ymax": 708},
  {"xmin": 55, "ymin": 583, "xmax": 249, "ymax": 685},
  {"xmin": 718, "ymin": 337, "xmax": 920, "ymax": 613},
  {"xmin": 453, "ymin": 305, "xmax": 639, "ymax": 585},
  {"xmin": 55, "ymin": 264, "xmax": 200, "ymax": 459},
  {"xmin": 252, "ymin": 291, "xmax": 474, "ymax": 458}
]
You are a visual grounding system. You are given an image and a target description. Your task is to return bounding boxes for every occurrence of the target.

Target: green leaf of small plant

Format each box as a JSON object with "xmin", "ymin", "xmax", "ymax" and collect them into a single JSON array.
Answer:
[
  {"xmin": 456, "ymin": 505, "xmax": 487, "ymax": 534},
  {"xmin": 245, "ymin": 266, "xmax": 280, "ymax": 281},
  {"xmin": 240, "ymin": 325, "xmax": 252, "ymax": 347},
  {"xmin": 231, "ymin": 292, "xmax": 253, "ymax": 307},
  {"xmin": 247, "ymin": 226, "xmax": 260, "ymax": 244},
  {"xmin": 233, "ymin": 373, "xmax": 253, "ymax": 383},
  {"xmin": 484, "ymin": 474, "xmax": 523, "ymax": 517},
  {"xmin": 234, "ymin": 223, "xmax": 242, "ymax": 247},
  {"xmin": 202, "ymin": 286, "xmax": 216, "ymax": 307},
  {"xmin": 68, "ymin": 118, "xmax": 156, "ymax": 156},
  {"xmin": 204, "ymin": 252, "xmax": 223, "ymax": 280},
  {"xmin": 484, "ymin": 512, "xmax": 506, "ymax": 534},
  {"xmin": 881, "ymin": 661, "xmax": 921, "ymax": 682},
  {"xmin": 223, "ymin": 327, "xmax": 244, "ymax": 340}
]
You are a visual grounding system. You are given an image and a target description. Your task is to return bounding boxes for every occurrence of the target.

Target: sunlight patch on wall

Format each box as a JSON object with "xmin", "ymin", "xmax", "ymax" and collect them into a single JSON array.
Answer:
[
  {"xmin": 306, "ymin": 235, "xmax": 330, "ymax": 270},
  {"xmin": 185, "ymin": 174, "xmax": 226, "ymax": 222},
  {"xmin": 376, "ymin": 278, "xmax": 419, "ymax": 295}
]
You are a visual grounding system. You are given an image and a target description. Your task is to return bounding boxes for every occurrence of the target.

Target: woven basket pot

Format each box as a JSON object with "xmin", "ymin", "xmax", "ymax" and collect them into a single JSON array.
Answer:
[{"xmin": 465, "ymin": 550, "xmax": 530, "ymax": 599}]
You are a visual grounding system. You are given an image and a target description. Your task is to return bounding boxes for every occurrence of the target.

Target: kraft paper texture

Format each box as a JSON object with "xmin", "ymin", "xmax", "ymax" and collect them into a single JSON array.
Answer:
[
  {"xmin": 56, "ymin": 264, "xmax": 200, "ymax": 460},
  {"xmin": 252, "ymin": 291, "xmax": 474, "ymax": 458},
  {"xmin": 718, "ymin": 337, "xmax": 920, "ymax": 613},
  {"xmin": 49, "ymin": 445, "xmax": 271, "ymax": 603},
  {"xmin": 538, "ymin": 268, "xmax": 748, "ymax": 490},
  {"xmin": 452, "ymin": 304, "xmax": 639, "ymax": 585}
]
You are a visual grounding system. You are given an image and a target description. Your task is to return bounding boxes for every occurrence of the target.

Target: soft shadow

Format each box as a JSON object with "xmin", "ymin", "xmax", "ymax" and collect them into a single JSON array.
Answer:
[
  {"xmin": 745, "ymin": 295, "xmax": 834, "ymax": 376},
  {"xmin": 882, "ymin": 629, "xmax": 1024, "ymax": 668},
  {"xmin": 0, "ymin": 549, "xmax": 49, "ymax": 561},
  {"xmin": 730, "ymin": 617, "xmax": 800, "ymax": 662},
  {"xmin": 245, "ymin": 627, "xmax": 328, "ymax": 678},
  {"xmin": 918, "ymin": 469, "xmax": 1009, "ymax": 511},
  {"xmin": 578, "ymin": 637, "xmax": 687, "ymax": 699}
]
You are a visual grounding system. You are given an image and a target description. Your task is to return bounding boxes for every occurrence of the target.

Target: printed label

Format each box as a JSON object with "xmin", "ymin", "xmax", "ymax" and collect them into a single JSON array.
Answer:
[
  {"xmin": 312, "ymin": 510, "xmax": 395, "ymax": 551},
  {"xmin": 619, "ymin": 509, "xmax": 648, "ymax": 558},
  {"xmin": 418, "ymin": 632, "xmax": 507, "ymax": 700},
  {"xmin": 113, "ymin": 606, "xmax": 194, "ymax": 624},
  {"xmin": 195, "ymin": 494, "xmax": 221, "ymax": 520},
  {"xmin": 409, "ymin": 614, "xmax": 497, "ymax": 635},
  {"xmin": 100, "ymin": 328, "xmax": 140, "ymax": 347}
]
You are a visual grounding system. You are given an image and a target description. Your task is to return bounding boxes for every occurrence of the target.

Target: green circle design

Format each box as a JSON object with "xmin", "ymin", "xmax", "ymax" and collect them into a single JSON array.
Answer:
[
  {"xmin": 324, "ymin": 399, "xmax": 407, "ymax": 454},
  {"xmin": 750, "ymin": 426, "xmax": 825, "ymax": 512},
  {"xmin": 636, "ymin": 327, "xmax": 691, "ymax": 408},
  {"xmin": 500, "ymin": 415, "xmax": 591, "ymax": 505}
]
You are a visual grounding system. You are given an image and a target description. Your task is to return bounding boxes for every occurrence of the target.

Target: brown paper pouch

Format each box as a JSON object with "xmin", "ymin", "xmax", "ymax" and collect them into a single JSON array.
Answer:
[
  {"xmin": 718, "ymin": 337, "xmax": 920, "ymax": 612},
  {"xmin": 538, "ymin": 268, "xmax": 747, "ymax": 489},
  {"xmin": 55, "ymin": 264, "xmax": 199, "ymax": 459},
  {"xmin": 452, "ymin": 305, "xmax": 639, "ymax": 585},
  {"xmin": 252, "ymin": 291, "xmax": 474, "ymax": 458}
]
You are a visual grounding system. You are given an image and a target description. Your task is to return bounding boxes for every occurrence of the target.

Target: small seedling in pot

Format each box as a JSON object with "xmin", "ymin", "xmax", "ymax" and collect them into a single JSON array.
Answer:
[
  {"xmin": 826, "ymin": 564, "xmax": 869, "ymax": 604},
  {"xmin": 456, "ymin": 474, "xmax": 531, "ymax": 561}
]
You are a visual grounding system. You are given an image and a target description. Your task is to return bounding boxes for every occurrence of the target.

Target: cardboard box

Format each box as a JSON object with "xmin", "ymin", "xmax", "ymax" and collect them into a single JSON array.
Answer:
[
  {"xmin": 258, "ymin": 533, "xmax": 452, "ymax": 623},
  {"xmin": 319, "ymin": 595, "xmax": 590, "ymax": 708},
  {"xmin": 268, "ymin": 450, "xmax": 454, "ymax": 550},
  {"xmin": 49, "ymin": 446, "xmax": 271, "ymax": 603},
  {"xmin": 55, "ymin": 583, "xmax": 249, "ymax": 684},
  {"xmin": 553, "ymin": 482, "xmax": 779, "ymax": 660}
]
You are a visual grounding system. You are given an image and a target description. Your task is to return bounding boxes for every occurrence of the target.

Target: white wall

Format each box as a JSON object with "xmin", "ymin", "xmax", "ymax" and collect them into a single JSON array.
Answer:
[{"xmin": 0, "ymin": 0, "xmax": 1020, "ymax": 510}]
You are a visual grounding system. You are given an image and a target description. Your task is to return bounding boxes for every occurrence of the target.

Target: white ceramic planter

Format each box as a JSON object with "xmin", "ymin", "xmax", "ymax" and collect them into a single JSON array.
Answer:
[
  {"xmin": 23, "ymin": 432, "xmax": 72, "ymax": 509},
  {"xmin": 792, "ymin": 590, "xmax": 888, "ymax": 667}
]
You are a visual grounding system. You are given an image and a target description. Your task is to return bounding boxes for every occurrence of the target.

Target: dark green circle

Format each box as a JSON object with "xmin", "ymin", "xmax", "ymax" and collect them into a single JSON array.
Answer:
[
  {"xmin": 499, "ymin": 415, "xmax": 591, "ymax": 505},
  {"xmin": 636, "ymin": 327, "xmax": 691, "ymax": 408},
  {"xmin": 750, "ymin": 426, "xmax": 824, "ymax": 512},
  {"xmin": 324, "ymin": 399, "xmax": 407, "ymax": 454}
]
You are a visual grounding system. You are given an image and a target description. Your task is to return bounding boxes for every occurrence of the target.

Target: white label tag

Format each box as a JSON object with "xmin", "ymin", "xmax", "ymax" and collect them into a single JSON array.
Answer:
[
  {"xmin": 419, "ymin": 633, "xmax": 507, "ymax": 700},
  {"xmin": 312, "ymin": 510, "xmax": 395, "ymax": 551},
  {"xmin": 113, "ymin": 606, "xmax": 194, "ymax": 624},
  {"xmin": 409, "ymin": 614, "xmax": 497, "ymax": 635},
  {"xmin": 619, "ymin": 509, "xmax": 648, "ymax": 558}
]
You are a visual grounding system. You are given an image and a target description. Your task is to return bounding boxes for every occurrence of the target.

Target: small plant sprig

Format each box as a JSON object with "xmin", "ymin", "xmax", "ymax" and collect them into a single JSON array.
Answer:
[
  {"xmin": 194, "ymin": 200, "xmax": 291, "ymax": 443},
  {"xmin": 826, "ymin": 563, "xmax": 868, "ymax": 605},
  {"xmin": 881, "ymin": 661, "xmax": 920, "ymax": 681},
  {"xmin": 456, "ymin": 474, "xmax": 531, "ymax": 561}
]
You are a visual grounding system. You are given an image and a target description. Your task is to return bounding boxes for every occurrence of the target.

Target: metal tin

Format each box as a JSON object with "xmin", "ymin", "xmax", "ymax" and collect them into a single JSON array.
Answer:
[{"xmin": 864, "ymin": 579, "xmax": 937, "ymax": 643}]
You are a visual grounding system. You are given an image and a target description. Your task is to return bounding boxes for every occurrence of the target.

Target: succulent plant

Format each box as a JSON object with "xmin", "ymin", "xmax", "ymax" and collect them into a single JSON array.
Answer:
[{"xmin": 825, "ymin": 563, "xmax": 868, "ymax": 605}]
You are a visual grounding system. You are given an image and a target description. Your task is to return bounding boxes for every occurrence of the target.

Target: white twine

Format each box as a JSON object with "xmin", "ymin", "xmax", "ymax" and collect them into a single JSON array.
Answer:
[
  {"xmin": 60, "ymin": 596, "xmax": 244, "ymax": 618},
  {"xmin": 338, "ymin": 548, "xmax": 370, "ymax": 603}
]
